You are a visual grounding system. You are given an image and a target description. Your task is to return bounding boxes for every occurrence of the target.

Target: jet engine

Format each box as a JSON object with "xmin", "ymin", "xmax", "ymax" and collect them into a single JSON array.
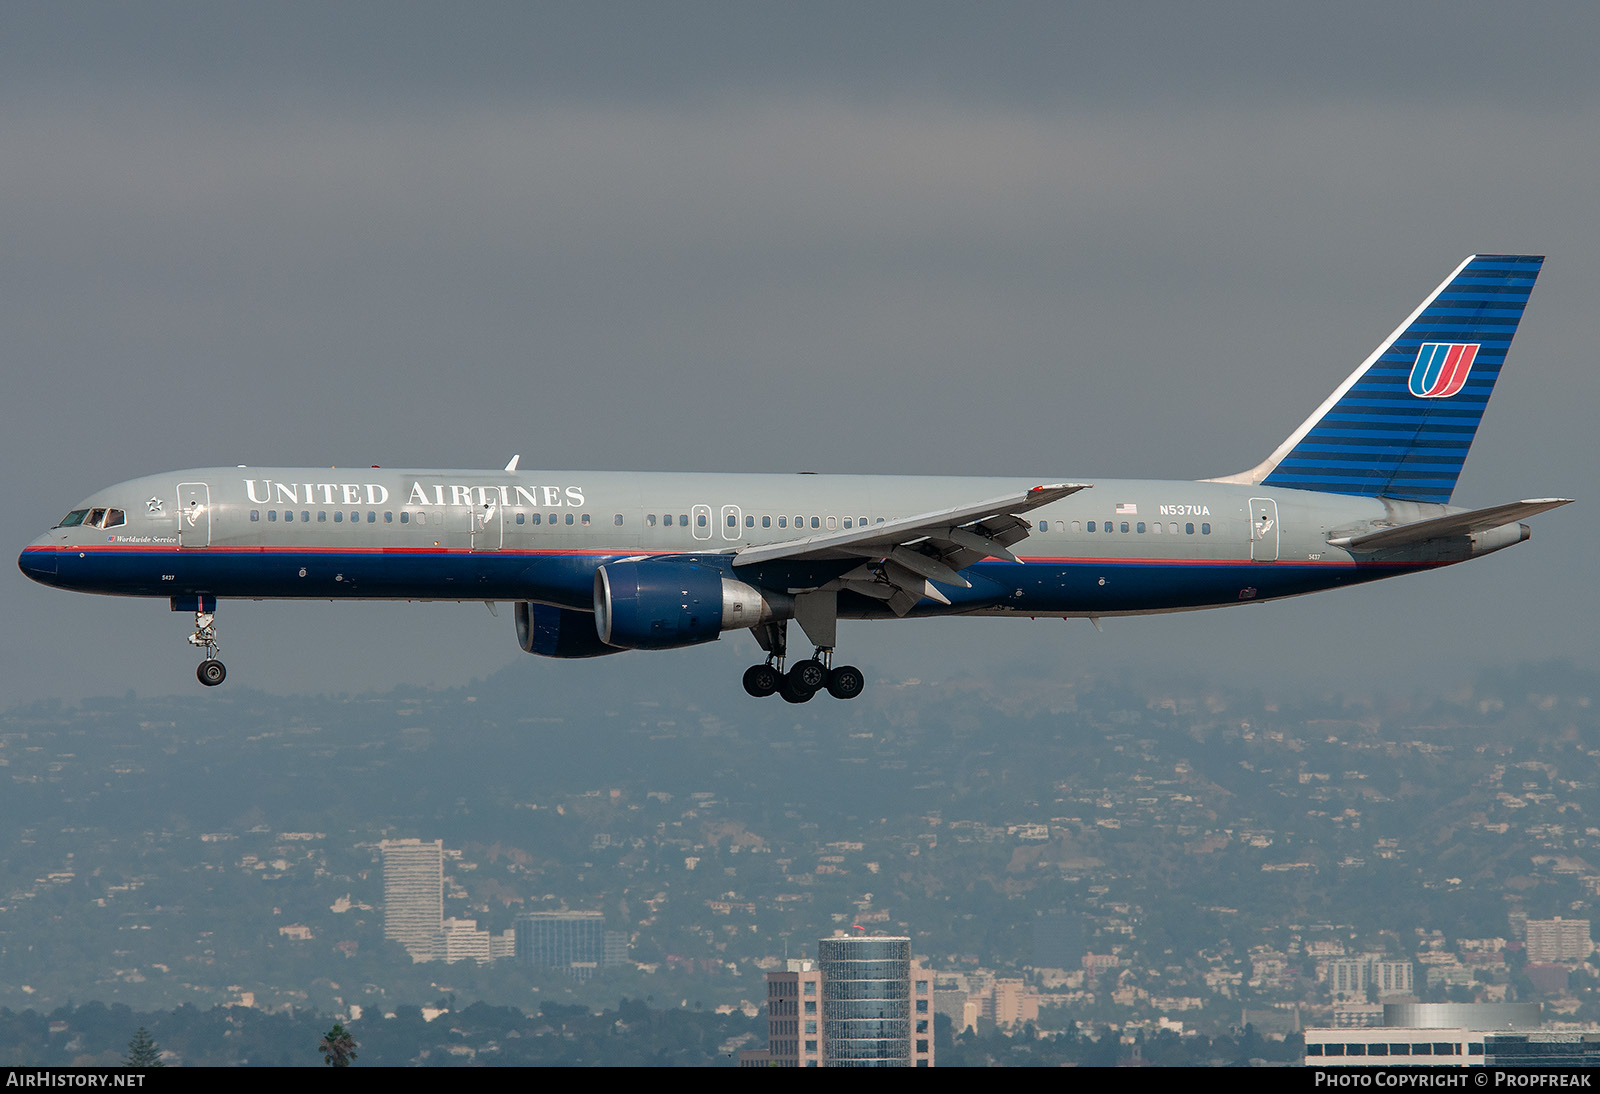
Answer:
[
  {"xmin": 515, "ymin": 601, "xmax": 624, "ymax": 659},
  {"xmin": 593, "ymin": 559, "xmax": 790, "ymax": 651}
]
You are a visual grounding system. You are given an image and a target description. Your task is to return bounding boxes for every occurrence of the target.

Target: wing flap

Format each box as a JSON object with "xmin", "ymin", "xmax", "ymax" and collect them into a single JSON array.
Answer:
[
  {"xmin": 731, "ymin": 483, "xmax": 1088, "ymax": 567},
  {"xmin": 1328, "ymin": 498, "xmax": 1573, "ymax": 551},
  {"xmin": 732, "ymin": 482, "xmax": 1088, "ymax": 613}
]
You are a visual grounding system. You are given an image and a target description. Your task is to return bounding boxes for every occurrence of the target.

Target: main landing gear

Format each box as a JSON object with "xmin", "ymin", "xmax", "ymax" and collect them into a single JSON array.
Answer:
[
  {"xmin": 741, "ymin": 616, "xmax": 864, "ymax": 702},
  {"xmin": 187, "ymin": 608, "xmax": 226, "ymax": 687}
]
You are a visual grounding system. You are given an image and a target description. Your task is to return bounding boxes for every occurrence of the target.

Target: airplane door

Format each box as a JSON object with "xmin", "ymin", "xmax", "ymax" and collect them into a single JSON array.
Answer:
[
  {"xmin": 177, "ymin": 482, "xmax": 211, "ymax": 548},
  {"xmin": 721, "ymin": 504, "xmax": 743, "ymax": 542},
  {"xmin": 691, "ymin": 504, "xmax": 713, "ymax": 541},
  {"xmin": 1249, "ymin": 498, "xmax": 1279, "ymax": 562},
  {"xmin": 470, "ymin": 498, "xmax": 503, "ymax": 551}
]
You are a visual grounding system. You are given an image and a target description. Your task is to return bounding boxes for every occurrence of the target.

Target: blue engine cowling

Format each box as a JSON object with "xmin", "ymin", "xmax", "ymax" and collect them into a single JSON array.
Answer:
[
  {"xmin": 593, "ymin": 559, "xmax": 788, "ymax": 651},
  {"xmin": 515, "ymin": 601, "xmax": 625, "ymax": 659}
]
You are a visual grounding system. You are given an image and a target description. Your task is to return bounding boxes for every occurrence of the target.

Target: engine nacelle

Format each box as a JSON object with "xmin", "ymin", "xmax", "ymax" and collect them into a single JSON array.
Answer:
[
  {"xmin": 515, "ymin": 601, "xmax": 625, "ymax": 659},
  {"xmin": 593, "ymin": 559, "xmax": 789, "ymax": 651}
]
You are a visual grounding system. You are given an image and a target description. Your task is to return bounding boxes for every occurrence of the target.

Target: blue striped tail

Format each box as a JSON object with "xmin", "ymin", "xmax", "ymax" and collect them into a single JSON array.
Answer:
[{"xmin": 1251, "ymin": 255, "xmax": 1542, "ymax": 504}]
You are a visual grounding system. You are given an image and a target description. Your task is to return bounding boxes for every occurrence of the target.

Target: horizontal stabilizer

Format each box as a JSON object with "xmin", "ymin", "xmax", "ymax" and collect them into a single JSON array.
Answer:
[{"xmin": 1328, "ymin": 498, "xmax": 1572, "ymax": 550}]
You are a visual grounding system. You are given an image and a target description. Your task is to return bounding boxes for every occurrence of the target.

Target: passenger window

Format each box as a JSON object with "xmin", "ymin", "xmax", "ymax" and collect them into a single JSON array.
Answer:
[
  {"xmin": 1151, "ymin": 521, "xmax": 1161, "ymax": 534},
  {"xmin": 778, "ymin": 516, "xmax": 786, "ymax": 528},
  {"xmin": 1087, "ymin": 521, "xmax": 1095, "ymax": 532},
  {"xmin": 1071, "ymin": 521, "xmax": 1081, "ymax": 533},
  {"xmin": 318, "ymin": 511, "xmax": 327, "ymax": 522},
  {"xmin": 385, "ymin": 512, "xmax": 393, "ymax": 523},
  {"xmin": 529, "ymin": 513, "xmax": 540, "ymax": 526},
  {"xmin": 1120, "ymin": 522, "xmax": 1129, "ymax": 533},
  {"xmin": 581, "ymin": 513, "xmax": 590, "ymax": 526},
  {"xmin": 746, "ymin": 515, "xmax": 755, "ymax": 528},
  {"xmin": 367, "ymin": 511, "xmax": 376, "ymax": 523},
  {"xmin": 283, "ymin": 510, "xmax": 293, "ymax": 522},
  {"xmin": 826, "ymin": 516, "xmax": 836, "ymax": 530},
  {"xmin": 416, "ymin": 511, "xmax": 426, "ymax": 525},
  {"xmin": 251, "ymin": 510, "xmax": 260, "ymax": 522},
  {"xmin": 302, "ymin": 511, "xmax": 310, "ymax": 523},
  {"xmin": 1186, "ymin": 522, "xmax": 1194, "ymax": 534},
  {"xmin": 334, "ymin": 512, "xmax": 343, "ymax": 523},
  {"xmin": 762, "ymin": 516, "xmax": 771, "ymax": 528},
  {"xmin": 697, "ymin": 513, "xmax": 708, "ymax": 528},
  {"xmin": 1169, "ymin": 522, "xmax": 1178, "ymax": 534},
  {"xmin": 1038, "ymin": 520, "xmax": 1048, "ymax": 532},
  {"xmin": 663, "ymin": 514, "xmax": 673, "ymax": 526},
  {"xmin": 515, "ymin": 513, "xmax": 525, "ymax": 525},
  {"xmin": 1136, "ymin": 522, "xmax": 1145, "ymax": 533},
  {"xmin": 401, "ymin": 512, "xmax": 410, "ymax": 524},
  {"xmin": 646, "ymin": 514, "xmax": 656, "ymax": 527},
  {"xmin": 565, "ymin": 513, "xmax": 574, "ymax": 525},
  {"xmin": 679, "ymin": 514, "xmax": 688, "ymax": 526},
  {"xmin": 1202, "ymin": 523, "xmax": 1211, "ymax": 534},
  {"xmin": 268, "ymin": 510, "xmax": 277, "ymax": 522},
  {"xmin": 810, "ymin": 516, "xmax": 820, "ymax": 529},
  {"xmin": 843, "ymin": 517, "xmax": 852, "ymax": 528},
  {"xmin": 727, "ymin": 514, "xmax": 736, "ymax": 528},
  {"xmin": 614, "ymin": 514, "xmax": 624, "ymax": 526}
]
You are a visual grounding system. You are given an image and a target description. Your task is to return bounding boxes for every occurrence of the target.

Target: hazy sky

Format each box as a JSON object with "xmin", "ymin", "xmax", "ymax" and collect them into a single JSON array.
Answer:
[{"xmin": 5, "ymin": 2, "xmax": 1596, "ymax": 703}]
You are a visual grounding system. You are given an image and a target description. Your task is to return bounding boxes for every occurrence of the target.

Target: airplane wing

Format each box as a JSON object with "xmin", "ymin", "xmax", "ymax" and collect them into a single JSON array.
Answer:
[
  {"xmin": 1327, "ymin": 498, "xmax": 1573, "ymax": 551},
  {"xmin": 733, "ymin": 482, "xmax": 1089, "ymax": 615}
]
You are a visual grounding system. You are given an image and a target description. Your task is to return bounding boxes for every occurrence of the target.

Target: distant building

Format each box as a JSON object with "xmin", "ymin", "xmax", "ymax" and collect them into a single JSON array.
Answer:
[
  {"xmin": 1525, "ymin": 918, "xmax": 1593, "ymax": 965},
  {"xmin": 381, "ymin": 838, "xmax": 443, "ymax": 962},
  {"xmin": 1320, "ymin": 956, "xmax": 1412, "ymax": 998},
  {"xmin": 1305, "ymin": 1002, "xmax": 1561, "ymax": 1068},
  {"xmin": 434, "ymin": 917, "xmax": 515, "ymax": 964},
  {"xmin": 746, "ymin": 936, "xmax": 935, "ymax": 1066},
  {"xmin": 515, "ymin": 910, "xmax": 621, "ymax": 980},
  {"xmin": 1373, "ymin": 960, "xmax": 1413, "ymax": 995}
]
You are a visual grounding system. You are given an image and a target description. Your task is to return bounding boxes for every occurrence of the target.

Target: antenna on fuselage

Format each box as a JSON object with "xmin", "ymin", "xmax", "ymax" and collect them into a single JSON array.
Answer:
[{"xmin": 504, "ymin": 455, "xmax": 521, "ymax": 472}]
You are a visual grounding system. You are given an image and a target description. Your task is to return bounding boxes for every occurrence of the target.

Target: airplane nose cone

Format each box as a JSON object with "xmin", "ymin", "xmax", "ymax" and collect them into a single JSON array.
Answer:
[{"xmin": 18, "ymin": 541, "xmax": 59, "ymax": 584}]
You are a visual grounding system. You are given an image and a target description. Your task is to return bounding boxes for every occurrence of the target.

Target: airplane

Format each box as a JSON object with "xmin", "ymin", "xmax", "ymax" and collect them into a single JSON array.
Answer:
[{"xmin": 19, "ymin": 254, "xmax": 1571, "ymax": 702}]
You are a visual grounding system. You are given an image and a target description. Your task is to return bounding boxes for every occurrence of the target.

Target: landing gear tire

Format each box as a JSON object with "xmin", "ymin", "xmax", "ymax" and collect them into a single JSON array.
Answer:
[
  {"xmin": 197, "ymin": 659, "xmax": 227, "ymax": 687},
  {"xmin": 789, "ymin": 659, "xmax": 827, "ymax": 692},
  {"xmin": 826, "ymin": 665, "xmax": 865, "ymax": 700},
  {"xmin": 743, "ymin": 664, "xmax": 780, "ymax": 698},
  {"xmin": 777, "ymin": 674, "xmax": 816, "ymax": 704}
]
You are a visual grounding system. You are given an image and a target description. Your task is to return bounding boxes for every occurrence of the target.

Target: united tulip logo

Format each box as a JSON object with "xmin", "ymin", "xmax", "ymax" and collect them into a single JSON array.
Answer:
[{"xmin": 1408, "ymin": 342, "xmax": 1479, "ymax": 398}]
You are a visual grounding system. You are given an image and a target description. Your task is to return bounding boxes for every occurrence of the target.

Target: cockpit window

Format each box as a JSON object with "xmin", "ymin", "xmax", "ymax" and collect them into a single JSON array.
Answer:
[{"xmin": 57, "ymin": 507, "xmax": 127, "ymax": 530}]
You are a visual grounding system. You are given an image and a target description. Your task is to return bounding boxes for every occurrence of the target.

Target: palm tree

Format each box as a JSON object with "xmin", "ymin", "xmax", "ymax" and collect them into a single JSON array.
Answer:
[{"xmin": 319, "ymin": 1023, "xmax": 358, "ymax": 1067}]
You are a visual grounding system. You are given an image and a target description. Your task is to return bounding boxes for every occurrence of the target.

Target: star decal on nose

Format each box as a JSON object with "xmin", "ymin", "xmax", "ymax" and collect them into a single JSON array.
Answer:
[{"xmin": 147, "ymin": 497, "xmax": 164, "ymax": 513}]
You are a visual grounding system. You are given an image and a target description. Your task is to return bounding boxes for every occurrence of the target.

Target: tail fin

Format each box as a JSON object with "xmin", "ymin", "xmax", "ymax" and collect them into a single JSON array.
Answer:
[{"xmin": 1217, "ymin": 254, "xmax": 1543, "ymax": 503}]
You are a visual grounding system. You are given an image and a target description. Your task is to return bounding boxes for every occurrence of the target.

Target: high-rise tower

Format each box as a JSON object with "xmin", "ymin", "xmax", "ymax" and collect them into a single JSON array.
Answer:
[{"xmin": 380, "ymin": 838, "xmax": 443, "ymax": 961}]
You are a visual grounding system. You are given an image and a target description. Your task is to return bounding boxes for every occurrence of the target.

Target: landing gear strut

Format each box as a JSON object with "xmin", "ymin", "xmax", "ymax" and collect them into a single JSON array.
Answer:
[
  {"xmin": 741, "ymin": 618, "xmax": 864, "ymax": 702},
  {"xmin": 187, "ymin": 609, "xmax": 226, "ymax": 687}
]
